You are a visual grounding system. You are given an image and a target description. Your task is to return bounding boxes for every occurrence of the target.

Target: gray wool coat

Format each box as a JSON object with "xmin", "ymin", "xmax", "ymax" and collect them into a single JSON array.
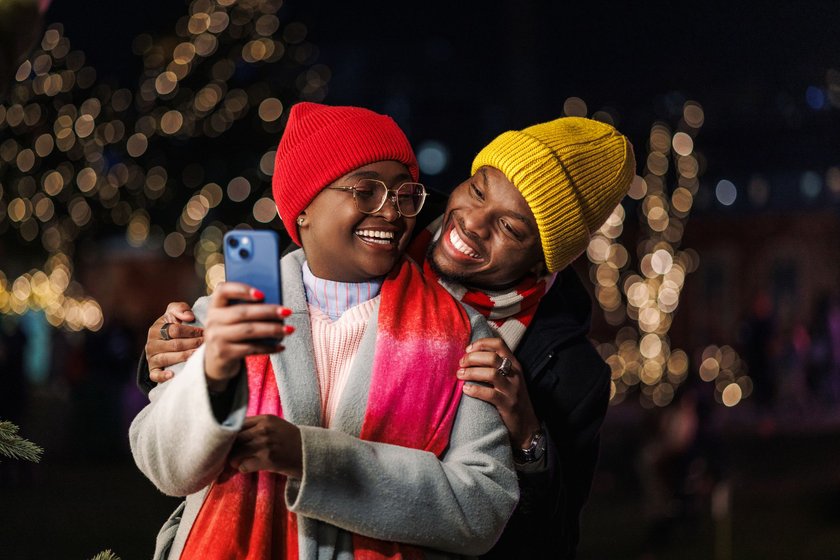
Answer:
[{"xmin": 129, "ymin": 250, "xmax": 518, "ymax": 560}]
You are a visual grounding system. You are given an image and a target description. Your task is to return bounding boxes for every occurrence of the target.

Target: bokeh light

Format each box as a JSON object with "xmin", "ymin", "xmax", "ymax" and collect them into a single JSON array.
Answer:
[
  {"xmin": 563, "ymin": 96, "xmax": 588, "ymax": 117},
  {"xmin": 715, "ymin": 180, "xmax": 737, "ymax": 206},
  {"xmin": 800, "ymin": 171, "xmax": 822, "ymax": 199},
  {"xmin": 417, "ymin": 140, "xmax": 449, "ymax": 176},
  {"xmin": 580, "ymin": 98, "xmax": 749, "ymax": 408}
]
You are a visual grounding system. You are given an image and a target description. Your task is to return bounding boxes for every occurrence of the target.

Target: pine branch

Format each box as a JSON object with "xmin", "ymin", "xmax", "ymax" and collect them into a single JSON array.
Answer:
[
  {"xmin": 0, "ymin": 420, "xmax": 43, "ymax": 463},
  {"xmin": 90, "ymin": 550, "xmax": 121, "ymax": 560}
]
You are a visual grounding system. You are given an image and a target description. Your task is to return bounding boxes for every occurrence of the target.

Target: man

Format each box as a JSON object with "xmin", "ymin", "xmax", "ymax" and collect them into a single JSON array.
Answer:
[{"xmin": 140, "ymin": 116, "xmax": 635, "ymax": 559}]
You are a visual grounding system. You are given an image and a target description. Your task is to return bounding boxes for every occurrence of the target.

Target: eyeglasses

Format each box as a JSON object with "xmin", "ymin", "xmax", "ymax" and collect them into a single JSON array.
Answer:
[{"xmin": 327, "ymin": 179, "xmax": 427, "ymax": 217}]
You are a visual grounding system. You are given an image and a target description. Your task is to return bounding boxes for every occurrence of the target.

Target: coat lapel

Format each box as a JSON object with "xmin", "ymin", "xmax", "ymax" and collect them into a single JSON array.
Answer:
[{"xmin": 271, "ymin": 250, "xmax": 322, "ymax": 427}]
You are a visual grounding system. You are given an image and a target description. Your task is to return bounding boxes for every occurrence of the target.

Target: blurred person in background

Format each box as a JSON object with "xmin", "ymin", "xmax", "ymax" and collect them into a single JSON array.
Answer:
[
  {"xmin": 827, "ymin": 294, "xmax": 840, "ymax": 405},
  {"xmin": 806, "ymin": 293, "xmax": 840, "ymax": 408},
  {"xmin": 739, "ymin": 290, "xmax": 776, "ymax": 416},
  {"xmin": 636, "ymin": 381, "xmax": 720, "ymax": 555}
]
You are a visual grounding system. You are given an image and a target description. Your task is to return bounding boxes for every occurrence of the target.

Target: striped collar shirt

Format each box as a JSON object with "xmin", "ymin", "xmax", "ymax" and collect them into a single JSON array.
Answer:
[{"xmin": 301, "ymin": 261, "xmax": 383, "ymax": 321}]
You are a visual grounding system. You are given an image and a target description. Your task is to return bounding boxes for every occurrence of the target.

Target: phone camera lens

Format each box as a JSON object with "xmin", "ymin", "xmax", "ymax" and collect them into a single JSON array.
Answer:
[
  {"xmin": 228, "ymin": 237, "xmax": 239, "ymax": 248},
  {"xmin": 239, "ymin": 248, "xmax": 249, "ymax": 259}
]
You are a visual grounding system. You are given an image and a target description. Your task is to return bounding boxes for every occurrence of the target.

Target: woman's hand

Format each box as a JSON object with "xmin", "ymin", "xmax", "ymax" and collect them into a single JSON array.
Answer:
[
  {"xmin": 457, "ymin": 337, "xmax": 540, "ymax": 448},
  {"xmin": 147, "ymin": 302, "xmax": 204, "ymax": 383},
  {"xmin": 228, "ymin": 415, "xmax": 303, "ymax": 479},
  {"xmin": 203, "ymin": 282, "xmax": 293, "ymax": 392}
]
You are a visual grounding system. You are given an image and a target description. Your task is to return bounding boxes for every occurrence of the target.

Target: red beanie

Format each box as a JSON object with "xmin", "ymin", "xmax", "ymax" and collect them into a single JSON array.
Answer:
[{"xmin": 272, "ymin": 102, "xmax": 419, "ymax": 246}]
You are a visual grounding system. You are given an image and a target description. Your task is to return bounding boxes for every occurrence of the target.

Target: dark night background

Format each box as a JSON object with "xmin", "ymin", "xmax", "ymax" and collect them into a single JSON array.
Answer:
[
  {"xmin": 45, "ymin": 0, "xmax": 840, "ymax": 197},
  {"xmin": 2, "ymin": 1, "xmax": 840, "ymax": 559}
]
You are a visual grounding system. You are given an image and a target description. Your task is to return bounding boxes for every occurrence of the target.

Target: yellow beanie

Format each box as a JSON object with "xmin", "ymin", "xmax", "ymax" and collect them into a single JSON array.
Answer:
[{"xmin": 472, "ymin": 116, "xmax": 635, "ymax": 272}]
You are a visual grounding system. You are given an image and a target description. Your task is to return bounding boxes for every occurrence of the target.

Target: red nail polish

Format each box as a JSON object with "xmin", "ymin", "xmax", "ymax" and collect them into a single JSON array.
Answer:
[
  {"xmin": 279, "ymin": 307, "xmax": 292, "ymax": 317},
  {"xmin": 252, "ymin": 289, "xmax": 265, "ymax": 300},
  {"xmin": 284, "ymin": 325, "xmax": 295, "ymax": 335}
]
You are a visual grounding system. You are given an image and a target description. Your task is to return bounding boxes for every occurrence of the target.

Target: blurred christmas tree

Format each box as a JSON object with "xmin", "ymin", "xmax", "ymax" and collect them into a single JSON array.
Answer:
[{"xmin": 0, "ymin": 0, "xmax": 326, "ymax": 331}]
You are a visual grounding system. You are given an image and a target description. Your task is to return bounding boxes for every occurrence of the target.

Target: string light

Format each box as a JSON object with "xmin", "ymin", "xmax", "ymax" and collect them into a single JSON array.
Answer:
[
  {"xmin": 584, "ymin": 100, "xmax": 751, "ymax": 407},
  {"xmin": 0, "ymin": 0, "xmax": 326, "ymax": 330}
]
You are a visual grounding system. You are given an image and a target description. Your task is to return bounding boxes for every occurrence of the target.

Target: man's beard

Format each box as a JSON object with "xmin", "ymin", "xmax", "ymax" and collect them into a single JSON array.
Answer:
[{"xmin": 425, "ymin": 238, "xmax": 472, "ymax": 286}]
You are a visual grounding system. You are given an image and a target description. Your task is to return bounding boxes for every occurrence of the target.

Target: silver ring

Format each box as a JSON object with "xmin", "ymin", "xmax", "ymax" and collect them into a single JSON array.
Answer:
[
  {"xmin": 160, "ymin": 322, "xmax": 173, "ymax": 341},
  {"xmin": 497, "ymin": 356, "xmax": 512, "ymax": 377}
]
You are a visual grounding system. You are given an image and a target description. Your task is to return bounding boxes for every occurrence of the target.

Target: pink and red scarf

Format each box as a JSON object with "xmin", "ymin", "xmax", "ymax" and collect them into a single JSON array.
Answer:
[
  {"xmin": 407, "ymin": 215, "xmax": 556, "ymax": 351},
  {"xmin": 180, "ymin": 257, "xmax": 471, "ymax": 559}
]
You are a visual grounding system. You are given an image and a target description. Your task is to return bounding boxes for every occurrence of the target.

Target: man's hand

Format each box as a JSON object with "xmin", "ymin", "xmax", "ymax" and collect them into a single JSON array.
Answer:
[
  {"xmin": 457, "ymin": 337, "xmax": 541, "ymax": 448},
  {"xmin": 147, "ymin": 302, "xmax": 204, "ymax": 384}
]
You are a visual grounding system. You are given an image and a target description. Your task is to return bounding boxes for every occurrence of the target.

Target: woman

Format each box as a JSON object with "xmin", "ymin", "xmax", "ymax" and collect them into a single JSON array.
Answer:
[{"xmin": 129, "ymin": 102, "xmax": 518, "ymax": 559}]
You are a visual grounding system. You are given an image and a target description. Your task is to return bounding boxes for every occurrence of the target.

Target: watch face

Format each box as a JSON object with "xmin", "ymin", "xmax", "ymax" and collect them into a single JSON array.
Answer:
[
  {"xmin": 531, "ymin": 432, "xmax": 546, "ymax": 460},
  {"xmin": 516, "ymin": 431, "xmax": 546, "ymax": 463}
]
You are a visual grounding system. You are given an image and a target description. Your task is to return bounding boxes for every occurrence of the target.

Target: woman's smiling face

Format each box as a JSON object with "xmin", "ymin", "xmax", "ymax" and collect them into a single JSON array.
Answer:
[
  {"xmin": 299, "ymin": 161, "xmax": 416, "ymax": 282},
  {"xmin": 428, "ymin": 166, "xmax": 544, "ymax": 290}
]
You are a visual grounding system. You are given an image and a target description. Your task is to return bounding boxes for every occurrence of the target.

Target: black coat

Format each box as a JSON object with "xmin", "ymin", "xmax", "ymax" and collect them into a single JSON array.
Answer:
[
  {"xmin": 483, "ymin": 266, "xmax": 610, "ymax": 560},
  {"xmin": 412, "ymin": 193, "xmax": 609, "ymax": 558}
]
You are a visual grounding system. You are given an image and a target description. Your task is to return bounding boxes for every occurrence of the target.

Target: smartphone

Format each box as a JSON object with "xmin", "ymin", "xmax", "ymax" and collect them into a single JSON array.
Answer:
[{"xmin": 223, "ymin": 229, "xmax": 282, "ymax": 307}]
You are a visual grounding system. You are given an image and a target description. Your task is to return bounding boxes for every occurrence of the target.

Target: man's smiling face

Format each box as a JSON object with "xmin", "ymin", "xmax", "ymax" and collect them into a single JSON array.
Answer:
[{"xmin": 428, "ymin": 166, "xmax": 545, "ymax": 290}]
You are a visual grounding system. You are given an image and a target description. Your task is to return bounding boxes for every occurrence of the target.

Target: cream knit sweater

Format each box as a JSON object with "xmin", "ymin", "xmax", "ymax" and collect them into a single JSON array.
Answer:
[{"xmin": 309, "ymin": 298, "xmax": 378, "ymax": 427}]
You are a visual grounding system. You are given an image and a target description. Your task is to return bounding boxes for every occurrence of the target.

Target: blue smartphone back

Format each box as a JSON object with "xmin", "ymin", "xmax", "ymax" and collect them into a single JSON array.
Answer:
[{"xmin": 223, "ymin": 230, "xmax": 282, "ymax": 305}]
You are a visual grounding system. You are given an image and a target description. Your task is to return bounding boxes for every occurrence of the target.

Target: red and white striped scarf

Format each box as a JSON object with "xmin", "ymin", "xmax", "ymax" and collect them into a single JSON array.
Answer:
[{"xmin": 407, "ymin": 215, "xmax": 557, "ymax": 351}]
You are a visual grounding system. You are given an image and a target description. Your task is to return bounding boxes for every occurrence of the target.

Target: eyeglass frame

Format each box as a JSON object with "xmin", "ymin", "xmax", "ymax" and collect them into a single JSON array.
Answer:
[{"xmin": 326, "ymin": 179, "xmax": 428, "ymax": 217}]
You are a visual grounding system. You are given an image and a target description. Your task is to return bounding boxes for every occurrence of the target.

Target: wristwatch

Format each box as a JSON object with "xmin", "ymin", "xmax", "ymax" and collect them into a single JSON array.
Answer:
[{"xmin": 514, "ymin": 429, "xmax": 547, "ymax": 464}]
